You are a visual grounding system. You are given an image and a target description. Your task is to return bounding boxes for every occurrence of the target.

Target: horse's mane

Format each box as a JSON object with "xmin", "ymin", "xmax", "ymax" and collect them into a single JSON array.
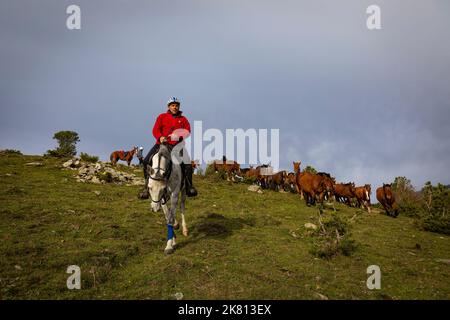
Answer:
[
  {"xmin": 158, "ymin": 144, "xmax": 172, "ymax": 159},
  {"xmin": 317, "ymin": 172, "xmax": 331, "ymax": 178}
]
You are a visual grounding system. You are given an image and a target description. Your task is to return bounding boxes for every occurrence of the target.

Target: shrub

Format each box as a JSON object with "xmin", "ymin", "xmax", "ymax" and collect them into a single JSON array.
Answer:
[
  {"xmin": 309, "ymin": 214, "xmax": 358, "ymax": 259},
  {"xmin": 80, "ymin": 152, "xmax": 99, "ymax": 163},
  {"xmin": 303, "ymin": 165, "xmax": 317, "ymax": 174},
  {"xmin": 242, "ymin": 176, "xmax": 257, "ymax": 185},
  {"xmin": 0, "ymin": 149, "xmax": 22, "ymax": 156},
  {"xmin": 97, "ymin": 172, "xmax": 113, "ymax": 183},
  {"xmin": 204, "ymin": 164, "xmax": 227, "ymax": 181},
  {"xmin": 392, "ymin": 176, "xmax": 421, "ymax": 217},
  {"xmin": 418, "ymin": 182, "xmax": 450, "ymax": 235}
]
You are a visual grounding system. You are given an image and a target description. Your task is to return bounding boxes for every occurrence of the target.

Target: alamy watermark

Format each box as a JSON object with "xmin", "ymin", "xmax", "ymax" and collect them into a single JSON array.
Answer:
[
  {"xmin": 169, "ymin": 121, "xmax": 280, "ymax": 172},
  {"xmin": 366, "ymin": 265, "xmax": 381, "ymax": 290},
  {"xmin": 367, "ymin": 5, "xmax": 381, "ymax": 30},
  {"xmin": 66, "ymin": 265, "xmax": 81, "ymax": 290},
  {"xmin": 66, "ymin": 5, "xmax": 81, "ymax": 30}
]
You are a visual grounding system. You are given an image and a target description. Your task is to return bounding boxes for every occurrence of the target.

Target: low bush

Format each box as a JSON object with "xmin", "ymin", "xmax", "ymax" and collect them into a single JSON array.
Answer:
[
  {"xmin": 0, "ymin": 149, "xmax": 22, "ymax": 156},
  {"xmin": 80, "ymin": 152, "xmax": 99, "ymax": 163},
  {"xmin": 309, "ymin": 214, "xmax": 358, "ymax": 260}
]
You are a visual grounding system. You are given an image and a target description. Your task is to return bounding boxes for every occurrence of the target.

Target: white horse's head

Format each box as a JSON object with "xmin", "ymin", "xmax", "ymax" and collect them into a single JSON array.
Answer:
[{"xmin": 148, "ymin": 145, "xmax": 171, "ymax": 212}]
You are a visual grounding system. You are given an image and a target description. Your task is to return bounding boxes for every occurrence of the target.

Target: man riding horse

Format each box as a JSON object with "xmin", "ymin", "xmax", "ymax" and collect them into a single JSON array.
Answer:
[{"xmin": 138, "ymin": 97, "xmax": 198, "ymax": 199}]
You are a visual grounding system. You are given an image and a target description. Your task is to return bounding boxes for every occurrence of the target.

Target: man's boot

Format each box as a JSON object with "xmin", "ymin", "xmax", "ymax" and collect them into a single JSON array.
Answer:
[
  {"xmin": 138, "ymin": 167, "xmax": 150, "ymax": 199},
  {"xmin": 138, "ymin": 177, "xmax": 149, "ymax": 199},
  {"xmin": 183, "ymin": 163, "xmax": 198, "ymax": 197}
]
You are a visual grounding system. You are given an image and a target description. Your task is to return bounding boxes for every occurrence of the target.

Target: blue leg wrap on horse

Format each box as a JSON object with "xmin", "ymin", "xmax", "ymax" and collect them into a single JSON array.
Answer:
[{"xmin": 167, "ymin": 224, "xmax": 174, "ymax": 240}]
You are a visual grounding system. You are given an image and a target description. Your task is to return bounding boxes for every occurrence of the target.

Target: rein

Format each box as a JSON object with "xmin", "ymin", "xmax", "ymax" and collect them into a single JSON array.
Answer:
[{"xmin": 148, "ymin": 151, "xmax": 172, "ymax": 205}]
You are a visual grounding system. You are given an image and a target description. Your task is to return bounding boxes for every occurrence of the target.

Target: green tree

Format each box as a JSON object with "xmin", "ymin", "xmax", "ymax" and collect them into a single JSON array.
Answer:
[
  {"xmin": 392, "ymin": 176, "xmax": 416, "ymax": 201},
  {"xmin": 46, "ymin": 131, "xmax": 80, "ymax": 158},
  {"xmin": 303, "ymin": 165, "xmax": 317, "ymax": 174},
  {"xmin": 392, "ymin": 176, "xmax": 414, "ymax": 193},
  {"xmin": 391, "ymin": 176, "xmax": 420, "ymax": 217}
]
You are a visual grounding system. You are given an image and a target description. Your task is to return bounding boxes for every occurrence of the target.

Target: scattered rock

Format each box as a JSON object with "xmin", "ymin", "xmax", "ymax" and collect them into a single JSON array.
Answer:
[
  {"xmin": 65, "ymin": 159, "xmax": 144, "ymax": 186},
  {"xmin": 174, "ymin": 292, "xmax": 184, "ymax": 300},
  {"xmin": 248, "ymin": 185, "xmax": 262, "ymax": 193},
  {"xmin": 62, "ymin": 158, "xmax": 82, "ymax": 169},
  {"xmin": 14, "ymin": 265, "xmax": 22, "ymax": 271},
  {"xmin": 93, "ymin": 191, "xmax": 101, "ymax": 196},
  {"xmin": 435, "ymin": 259, "xmax": 450, "ymax": 265},
  {"xmin": 25, "ymin": 162, "xmax": 43, "ymax": 166},
  {"xmin": 91, "ymin": 176, "xmax": 101, "ymax": 184},
  {"xmin": 290, "ymin": 231, "xmax": 299, "ymax": 238},
  {"xmin": 314, "ymin": 292, "xmax": 328, "ymax": 300},
  {"xmin": 304, "ymin": 223, "xmax": 318, "ymax": 231}
]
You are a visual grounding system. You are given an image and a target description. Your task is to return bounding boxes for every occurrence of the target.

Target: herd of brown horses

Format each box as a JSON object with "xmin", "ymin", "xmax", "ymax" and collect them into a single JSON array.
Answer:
[
  {"xmin": 107, "ymin": 150, "xmax": 399, "ymax": 217},
  {"xmin": 212, "ymin": 159, "xmax": 399, "ymax": 217}
]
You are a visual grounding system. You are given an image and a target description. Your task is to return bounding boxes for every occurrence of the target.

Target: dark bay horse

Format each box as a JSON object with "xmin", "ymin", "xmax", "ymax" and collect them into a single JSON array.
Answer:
[{"xmin": 110, "ymin": 146, "xmax": 138, "ymax": 166}]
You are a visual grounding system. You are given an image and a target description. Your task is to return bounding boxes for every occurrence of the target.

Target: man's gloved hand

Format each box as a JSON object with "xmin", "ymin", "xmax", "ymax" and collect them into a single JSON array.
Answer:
[
  {"xmin": 168, "ymin": 133, "xmax": 179, "ymax": 142},
  {"xmin": 160, "ymin": 136, "xmax": 167, "ymax": 143}
]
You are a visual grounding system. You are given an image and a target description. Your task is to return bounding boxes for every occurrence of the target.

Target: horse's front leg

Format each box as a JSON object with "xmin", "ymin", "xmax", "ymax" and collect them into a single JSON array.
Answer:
[
  {"xmin": 180, "ymin": 190, "xmax": 188, "ymax": 236},
  {"xmin": 162, "ymin": 202, "xmax": 176, "ymax": 254}
]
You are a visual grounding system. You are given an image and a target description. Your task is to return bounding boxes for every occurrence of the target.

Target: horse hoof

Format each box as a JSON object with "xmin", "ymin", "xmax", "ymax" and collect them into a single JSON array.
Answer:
[
  {"xmin": 182, "ymin": 229, "xmax": 188, "ymax": 237},
  {"xmin": 164, "ymin": 248, "xmax": 175, "ymax": 255}
]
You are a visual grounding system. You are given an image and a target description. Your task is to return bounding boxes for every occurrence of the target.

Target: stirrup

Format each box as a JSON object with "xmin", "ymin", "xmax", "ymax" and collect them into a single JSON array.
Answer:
[{"xmin": 186, "ymin": 187, "xmax": 198, "ymax": 197}]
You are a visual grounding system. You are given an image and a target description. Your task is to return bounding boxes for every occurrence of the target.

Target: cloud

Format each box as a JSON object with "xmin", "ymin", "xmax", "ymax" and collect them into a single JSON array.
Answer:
[{"xmin": 0, "ymin": 0, "xmax": 449, "ymax": 193}]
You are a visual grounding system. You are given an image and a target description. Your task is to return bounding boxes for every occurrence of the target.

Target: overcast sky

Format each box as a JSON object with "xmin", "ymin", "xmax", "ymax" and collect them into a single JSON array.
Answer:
[{"xmin": 1, "ymin": 0, "xmax": 449, "ymax": 191}]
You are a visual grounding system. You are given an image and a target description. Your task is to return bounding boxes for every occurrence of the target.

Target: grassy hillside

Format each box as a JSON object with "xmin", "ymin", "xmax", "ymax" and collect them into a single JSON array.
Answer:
[{"xmin": 0, "ymin": 153, "xmax": 449, "ymax": 299}]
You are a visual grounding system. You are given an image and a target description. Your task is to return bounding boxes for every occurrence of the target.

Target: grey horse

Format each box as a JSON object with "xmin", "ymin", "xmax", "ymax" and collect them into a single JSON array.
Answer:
[{"xmin": 147, "ymin": 144, "xmax": 188, "ymax": 254}]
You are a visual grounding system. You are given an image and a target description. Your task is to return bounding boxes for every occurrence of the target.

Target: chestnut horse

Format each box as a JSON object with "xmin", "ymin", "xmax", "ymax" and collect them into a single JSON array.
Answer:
[
  {"xmin": 110, "ymin": 146, "xmax": 138, "ymax": 166},
  {"xmin": 376, "ymin": 184, "xmax": 399, "ymax": 217}
]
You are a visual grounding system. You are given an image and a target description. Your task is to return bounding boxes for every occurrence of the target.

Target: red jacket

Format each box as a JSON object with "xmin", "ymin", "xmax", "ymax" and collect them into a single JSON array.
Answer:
[{"xmin": 152, "ymin": 111, "xmax": 191, "ymax": 145}]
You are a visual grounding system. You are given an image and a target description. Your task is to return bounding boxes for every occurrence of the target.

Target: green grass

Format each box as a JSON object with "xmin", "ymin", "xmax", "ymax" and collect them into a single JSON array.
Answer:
[{"xmin": 0, "ymin": 154, "xmax": 449, "ymax": 299}]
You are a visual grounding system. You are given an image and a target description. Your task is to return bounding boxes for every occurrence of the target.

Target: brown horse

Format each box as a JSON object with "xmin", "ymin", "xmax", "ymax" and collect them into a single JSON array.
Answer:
[
  {"xmin": 376, "ymin": 184, "xmax": 399, "ymax": 217},
  {"xmin": 294, "ymin": 162, "xmax": 329, "ymax": 207},
  {"xmin": 334, "ymin": 182, "xmax": 356, "ymax": 206},
  {"xmin": 212, "ymin": 157, "xmax": 241, "ymax": 181},
  {"xmin": 355, "ymin": 184, "xmax": 372, "ymax": 213},
  {"xmin": 246, "ymin": 164, "xmax": 271, "ymax": 188},
  {"xmin": 316, "ymin": 172, "xmax": 336, "ymax": 200},
  {"xmin": 285, "ymin": 172, "xmax": 297, "ymax": 193},
  {"xmin": 293, "ymin": 161, "xmax": 304, "ymax": 199},
  {"xmin": 110, "ymin": 146, "xmax": 138, "ymax": 166},
  {"xmin": 266, "ymin": 170, "xmax": 287, "ymax": 191}
]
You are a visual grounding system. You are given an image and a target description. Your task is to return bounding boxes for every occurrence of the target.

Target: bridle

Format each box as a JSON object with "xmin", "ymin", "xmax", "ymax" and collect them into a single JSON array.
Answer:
[{"xmin": 148, "ymin": 151, "xmax": 171, "ymax": 205}]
